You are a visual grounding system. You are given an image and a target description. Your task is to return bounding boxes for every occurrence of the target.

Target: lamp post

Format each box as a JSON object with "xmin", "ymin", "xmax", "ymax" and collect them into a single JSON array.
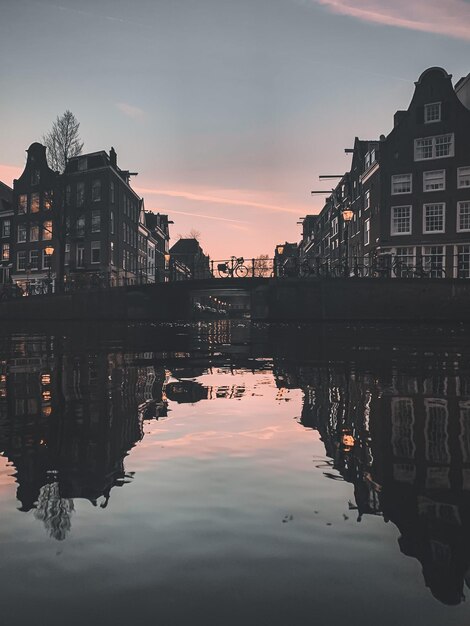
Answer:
[
  {"xmin": 45, "ymin": 245, "xmax": 54, "ymax": 293},
  {"xmin": 341, "ymin": 209, "xmax": 354, "ymax": 277}
]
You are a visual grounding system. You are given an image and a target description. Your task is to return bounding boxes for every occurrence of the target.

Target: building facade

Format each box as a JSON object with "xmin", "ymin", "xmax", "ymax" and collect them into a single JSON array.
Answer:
[{"xmin": 300, "ymin": 67, "xmax": 470, "ymax": 278}]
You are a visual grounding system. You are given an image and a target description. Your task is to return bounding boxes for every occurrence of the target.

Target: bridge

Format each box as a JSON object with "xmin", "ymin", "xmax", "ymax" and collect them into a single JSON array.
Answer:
[{"xmin": 2, "ymin": 273, "xmax": 470, "ymax": 323}]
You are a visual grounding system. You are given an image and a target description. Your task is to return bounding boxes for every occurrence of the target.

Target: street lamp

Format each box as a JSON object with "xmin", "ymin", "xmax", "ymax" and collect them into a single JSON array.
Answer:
[
  {"xmin": 45, "ymin": 245, "xmax": 54, "ymax": 293},
  {"xmin": 341, "ymin": 209, "xmax": 354, "ymax": 277}
]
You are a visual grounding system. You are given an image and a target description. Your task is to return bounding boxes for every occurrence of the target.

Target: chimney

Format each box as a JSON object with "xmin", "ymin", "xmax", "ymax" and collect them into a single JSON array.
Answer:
[{"xmin": 110, "ymin": 147, "xmax": 117, "ymax": 168}]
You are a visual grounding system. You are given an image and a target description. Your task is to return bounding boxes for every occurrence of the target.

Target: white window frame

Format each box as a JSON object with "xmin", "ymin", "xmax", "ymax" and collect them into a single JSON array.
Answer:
[
  {"xmin": 457, "ymin": 201, "xmax": 470, "ymax": 232},
  {"xmin": 364, "ymin": 218, "xmax": 370, "ymax": 245},
  {"xmin": 391, "ymin": 174, "xmax": 412, "ymax": 195},
  {"xmin": 391, "ymin": 205, "xmax": 412, "ymax": 236},
  {"xmin": 414, "ymin": 134, "xmax": 454, "ymax": 161},
  {"xmin": 29, "ymin": 249, "xmax": 39, "ymax": 270},
  {"xmin": 423, "ymin": 170, "xmax": 445, "ymax": 192},
  {"xmin": 17, "ymin": 224, "xmax": 27, "ymax": 243},
  {"xmin": 17, "ymin": 251, "xmax": 26, "ymax": 271},
  {"xmin": 423, "ymin": 203, "xmax": 445, "ymax": 234},
  {"xmin": 76, "ymin": 246, "xmax": 85, "ymax": 267},
  {"xmin": 30, "ymin": 225, "xmax": 39, "ymax": 242},
  {"xmin": 424, "ymin": 102, "xmax": 441, "ymax": 124},
  {"xmin": 457, "ymin": 167, "xmax": 470, "ymax": 189},
  {"xmin": 331, "ymin": 217, "xmax": 338, "ymax": 236}
]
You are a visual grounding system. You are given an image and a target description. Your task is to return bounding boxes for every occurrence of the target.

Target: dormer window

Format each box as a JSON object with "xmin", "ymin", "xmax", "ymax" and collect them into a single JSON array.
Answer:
[
  {"xmin": 424, "ymin": 102, "xmax": 441, "ymax": 124},
  {"xmin": 365, "ymin": 149, "xmax": 376, "ymax": 171}
]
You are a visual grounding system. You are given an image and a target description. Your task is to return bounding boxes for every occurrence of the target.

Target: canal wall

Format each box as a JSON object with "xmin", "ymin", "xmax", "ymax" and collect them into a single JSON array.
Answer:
[{"xmin": 0, "ymin": 278, "xmax": 470, "ymax": 322}]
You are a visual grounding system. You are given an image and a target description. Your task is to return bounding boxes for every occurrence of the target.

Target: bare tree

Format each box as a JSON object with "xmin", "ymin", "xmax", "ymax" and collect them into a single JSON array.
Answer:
[
  {"xmin": 253, "ymin": 254, "xmax": 272, "ymax": 277},
  {"xmin": 188, "ymin": 228, "xmax": 201, "ymax": 240},
  {"xmin": 43, "ymin": 110, "xmax": 84, "ymax": 173}
]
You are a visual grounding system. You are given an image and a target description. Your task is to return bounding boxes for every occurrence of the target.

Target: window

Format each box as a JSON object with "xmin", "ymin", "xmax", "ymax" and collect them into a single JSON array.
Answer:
[
  {"xmin": 44, "ymin": 190, "xmax": 53, "ymax": 210},
  {"xmin": 92, "ymin": 179, "xmax": 101, "ymax": 201},
  {"xmin": 43, "ymin": 220, "xmax": 53, "ymax": 240},
  {"xmin": 76, "ymin": 246, "xmax": 85, "ymax": 267},
  {"xmin": 425, "ymin": 399, "xmax": 449, "ymax": 463},
  {"xmin": 2, "ymin": 243, "xmax": 9, "ymax": 261},
  {"xmin": 423, "ymin": 170, "xmax": 445, "ymax": 192},
  {"xmin": 457, "ymin": 245, "xmax": 470, "ymax": 279},
  {"xmin": 364, "ymin": 149, "xmax": 376, "ymax": 170},
  {"xmin": 2, "ymin": 220, "xmax": 10, "ymax": 238},
  {"xmin": 331, "ymin": 217, "xmax": 338, "ymax": 236},
  {"xmin": 17, "ymin": 251, "xmax": 26, "ymax": 271},
  {"xmin": 110, "ymin": 181, "xmax": 115, "ymax": 203},
  {"xmin": 76, "ymin": 215, "xmax": 85, "ymax": 237},
  {"xmin": 77, "ymin": 157, "xmax": 87, "ymax": 171},
  {"xmin": 395, "ymin": 247, "xmax": 415, "ymax": 268},
  {"xmin": 17, "ymin": 224, "xmax": 27, "ymax": 243},
  {"xmin": 364, "ymin": 218, "xmax": 370, "ymax": 245},
  {"xmin": 42, "ymin": 249, "xmax": 51, "ymax": 270},
  {"xmin": 91, "ymin": 241, "xmax": 101, "ymax": 264},
  {"xmin": 65, "ymin": 243, "xmax": 70, "ymax": 266},
  {"xmin": 110, "ymin": 210, "xmax": 115, "ymax": 234},
  {"xmin": 424, "ymin": 102, "xmax": 441, "ymax": 124},
  {"xmin": 65, "ymin": 185, "xmax": 71, "ymax": 206},
  {"xmin": 391, "ymin": 206, "xmax": 412, "ymax": 235},
  {"xmin": 30, "ymin": 225, "xmax": 39, "ymax": 241},
  {"xmin": 364, "ymin": 189, "xmax": 370, "ymax": 208},
  {"xmin": 458, "ymin": 201, "xmax": 470, "ymax": 232},
  {"xmin": 31, "ymin": 192, "xmax": 39, "ymax": 213},
  {"xmin": 31, "ymin": 169, "xmax": 40, "ymax": 185},
  {"xmin": 414, "ymin": 134, "xmax": 454, "ymax": 161},
  {"xmin": 423, "ymin": 203, "xmax": 445, "ymax": 233},
  {"xmin": 18, "ymin": 194, "xmax": 27, "ymax": 214},
  {"xmin": 391, "ymin": 174, "xmax": 412, "ymax": 195},
  {"xmin": 29, "ymin": 249, "xmax": 39, "ymax": 270},
  {"xmin": 422, "ymin": 246, "xmax": 445, "ymax": 277},
  {"xmin": 457, "ymin": 167, "xmax": 470, "ymax": 189},
  {"xmin": 76, "ymin": 181, "xmax": 85, "ymax": 207},
  {"xmin": 110, "ymin": 241, "xmax": 115, "ymax": 265},
  {"xmin": 91, "ymin": 210, "xmax": 100, "ymax": 232}
]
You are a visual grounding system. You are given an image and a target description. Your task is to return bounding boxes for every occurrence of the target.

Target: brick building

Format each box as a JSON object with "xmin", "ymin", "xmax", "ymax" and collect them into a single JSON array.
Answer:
[{"xmin": 300, "ymin": 67, "xmax": 470, "ymax": 278}]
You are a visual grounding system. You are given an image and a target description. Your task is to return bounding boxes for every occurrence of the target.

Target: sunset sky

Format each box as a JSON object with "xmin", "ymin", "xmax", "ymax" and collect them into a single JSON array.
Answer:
[{"xmin": 1, "ymin": 0, "xmax": 470, "ymax": 258}]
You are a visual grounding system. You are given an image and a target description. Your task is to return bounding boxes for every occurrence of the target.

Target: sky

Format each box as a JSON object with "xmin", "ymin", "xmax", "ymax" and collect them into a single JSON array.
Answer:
[{"xmin": 1, "ymin": 0, "xmax": 470, "ymax": 259}]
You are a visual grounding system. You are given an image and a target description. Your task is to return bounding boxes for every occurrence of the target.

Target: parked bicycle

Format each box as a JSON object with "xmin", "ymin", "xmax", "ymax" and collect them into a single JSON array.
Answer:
[{"xmin": 217, "ymin": 257, "xmax": 249, "ymax": 278}]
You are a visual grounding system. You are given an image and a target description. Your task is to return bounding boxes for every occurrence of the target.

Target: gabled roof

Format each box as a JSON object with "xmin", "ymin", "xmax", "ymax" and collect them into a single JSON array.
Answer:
[{"xmin": 170, "ymin": 238, "xmax": 201, "ymax": 255}]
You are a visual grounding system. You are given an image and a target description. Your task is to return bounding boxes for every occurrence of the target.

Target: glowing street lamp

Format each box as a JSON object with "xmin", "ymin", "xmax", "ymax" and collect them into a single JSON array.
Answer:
[
  {"xmin": 45, "ymin": 245, "xmax": 54, "ymax": 292},
  {"xmin": 341, "ymin": 210, "xmax": 354, "ymax": 277}
]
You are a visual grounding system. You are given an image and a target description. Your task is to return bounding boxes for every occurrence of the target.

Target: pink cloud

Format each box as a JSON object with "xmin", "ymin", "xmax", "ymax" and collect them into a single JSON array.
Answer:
[
  {"xmin": 314, "ymin": 0, "xmax": 470, "ymax": 40},
  {"xmin": 135, "ymin": 185, "xmax": 302, "ymax": 214}
]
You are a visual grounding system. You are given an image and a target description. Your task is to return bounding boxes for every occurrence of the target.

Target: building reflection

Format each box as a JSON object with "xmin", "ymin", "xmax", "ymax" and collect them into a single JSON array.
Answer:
[
  {"xmin": 274, "ymin": 358, "xmax": 470, "ymax": 605},
  {"xmin": 0, "ymin": 336, "xmax": 167, "ymax": 540}
]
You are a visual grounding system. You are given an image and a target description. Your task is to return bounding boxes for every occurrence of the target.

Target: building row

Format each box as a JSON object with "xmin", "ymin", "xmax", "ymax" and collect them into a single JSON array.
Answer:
[
  {"xmin": 290, "ymin": 67, "xmax": 470, "ymax": 278},
  {"xmin": 0, "ymin": 144, "xmax": 210, "ymax": 291}
]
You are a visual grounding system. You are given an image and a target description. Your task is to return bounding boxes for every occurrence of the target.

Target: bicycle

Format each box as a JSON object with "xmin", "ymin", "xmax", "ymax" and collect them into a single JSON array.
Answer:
[{"xmin": 217, "ymin": 257, "xmax": 248, "ymax": 278}]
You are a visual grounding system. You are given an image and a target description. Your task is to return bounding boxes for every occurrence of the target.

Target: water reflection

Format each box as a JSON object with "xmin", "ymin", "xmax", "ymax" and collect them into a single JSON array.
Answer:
[{"xmin": 1, "ymin": 321, "xmax": 470, "ymax": 611}]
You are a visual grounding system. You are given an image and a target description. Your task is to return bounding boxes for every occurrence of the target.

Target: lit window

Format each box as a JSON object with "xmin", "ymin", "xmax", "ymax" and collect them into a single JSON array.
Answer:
[
  {"xmin": 17, "ymin": 224, "xmax": 27, "ymax": 243},
  {"xmin": 76, "ymin": 182, "xmax": 85, "ymax": 207},
  {"xmin": 30, "ymin": 225, "xmax": 39, "ymax": 241},
  {"xmin": 17, "ymin": 251, "xmax": 26, "ymax": 271},
  {"xmin": 391, "ymin": 206, "xmax": 412, "ymax": 235},
  {"xmin": 92, "ymin": 179, "xmax": 101, "ymax": 201},
  {"xmin": 457, "ymin": 167, "xmax": 470, "ymax": 189},
  {"xmin": 76, "ymin": 215, "xmax": 85, "ymax": 237},
  {"xmin": 423, "ymin": 203, "xmax": 445, "ymax": 233},
  {"xmin": 458, "ymin": 201, "xmax": 470, "ymax": 232},
  {"xmin": 414, "ymin": 134, "xmax": 454, "ymax": 161},
  {"xmin": 91, "ymin": 241, "xmax": 101, "ymax": 264},
  {"xmin": 391, "ymin": 174, "xmax": 412, "ymax": 195},
  {"xmin": 43, "ymin": 220, "xmax": 53, "ymax": 240},
  {"xmin": 18, "ymin": 194, "xmax": 27, "ymax": 214},
  {"xmin": 423, "ymin": 170, "xmax": 445, "ymax": 192},
  {"xmin": 2, "ymin": 243, "xmax": 10, "ymax": 261},
  {"xmin": 91, "ymin": 210, "xmax": 100, "ymax": 232},
  {"xmin": 2, "ymin": 220, "xmax": 11, "ymax": 238},
  {"xmin": 424, "ymin": 102, "xmax": 441, "ymax": 123},
  {"xmin": 44, "ymin": 190, "xmax": 53, "ymax": 210},
  {"xmin": 31, "ymin": 192, "xmax": 39, "ymax": 213}
]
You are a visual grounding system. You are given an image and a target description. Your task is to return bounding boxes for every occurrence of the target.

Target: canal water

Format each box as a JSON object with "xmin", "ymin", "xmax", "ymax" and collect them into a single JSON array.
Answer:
[{"xmin": 1, "ymin": 320, "xmax": 470, "ymax": 625}]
